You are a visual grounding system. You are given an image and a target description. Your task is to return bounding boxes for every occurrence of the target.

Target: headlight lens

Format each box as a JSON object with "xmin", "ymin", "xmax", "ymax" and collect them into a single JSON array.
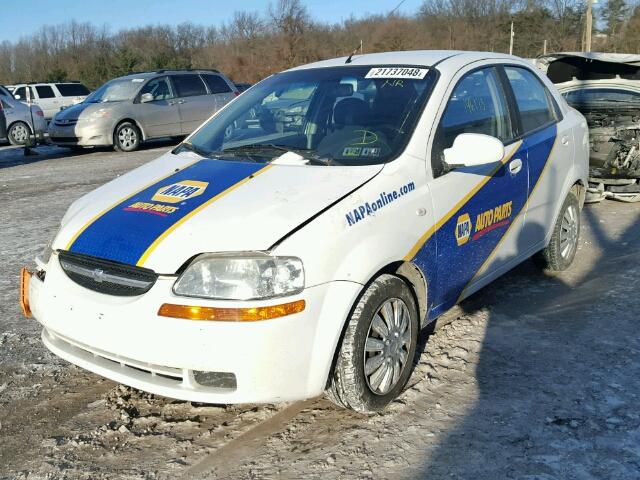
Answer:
[{"xmin": 173, "ymin": 254, "xmax": 304, "ymax": 300}]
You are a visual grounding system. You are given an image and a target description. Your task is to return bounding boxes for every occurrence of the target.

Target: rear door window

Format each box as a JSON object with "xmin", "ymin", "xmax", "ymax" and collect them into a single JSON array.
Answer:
[
  {"xmin": 56, "ymin": 83, "xmax": 90, "ymax": 97},
  {"xmin": 35, "ymin": 85, "xmax": 56, "ymax": 99},
  {"xmin": 171, "ymin": 75, "xmax": 207, "ymax": 98},
  {"xmin": 202, "ymin": 75, "xmax": 232, "ymax": 94},
  {"xmin": 504, "ymin": 66, "xmax": 557, "ymax": 133}
]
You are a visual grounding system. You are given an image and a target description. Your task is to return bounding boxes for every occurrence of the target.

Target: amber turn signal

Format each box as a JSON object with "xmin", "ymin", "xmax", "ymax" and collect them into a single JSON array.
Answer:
[
  {"xmin": 20, "ymin": 267, "xmax": 32, "ymax": 318},
  {"xmin": 158, "ymin": 299, "xmax": 305, "ymax": 322}
]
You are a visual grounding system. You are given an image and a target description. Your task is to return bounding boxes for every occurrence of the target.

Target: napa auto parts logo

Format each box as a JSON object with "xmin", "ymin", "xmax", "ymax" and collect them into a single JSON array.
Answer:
[
  {"xmin": 152, "ymin": 180, "xmax": 208, "ymax": 204},
  {"xmin": 456, "ymin": 201, "xmax": 513, "ymax": 246}
]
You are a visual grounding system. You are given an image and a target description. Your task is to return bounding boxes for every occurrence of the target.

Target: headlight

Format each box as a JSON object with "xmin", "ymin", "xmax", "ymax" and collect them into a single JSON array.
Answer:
[
  {"xmin": 173, "ymin": 254, "xmax": 304, "ymax": 300},
  {"xmin": 79, "ymin": 108, "xmax": 110, "ymax": 123},
  {"xmin": 38, "ymin": 230, "xmax": 57, "ymax": 265}
]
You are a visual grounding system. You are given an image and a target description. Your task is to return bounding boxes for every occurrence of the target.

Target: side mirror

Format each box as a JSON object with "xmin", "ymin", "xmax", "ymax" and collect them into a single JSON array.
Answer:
[
  {"xmin": 140, "ymin": 93, "xmax": 154, "ymax": 103},
  {"xmin": 444, "ymin": 133, "xmax": 504, "ymax": 169},
  {"xmin": 14, "ymin": 94, "xmax": 21, "ymax": 100}
]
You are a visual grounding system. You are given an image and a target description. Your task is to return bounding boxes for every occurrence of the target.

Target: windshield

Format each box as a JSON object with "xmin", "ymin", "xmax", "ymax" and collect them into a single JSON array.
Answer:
[
  {"xmin": 84, "ymin": 78, "xmax": 143, "ymax": 103},
  {"xmin": 180, "ymin": 65, "xmax": 436, "ymax": 166}
]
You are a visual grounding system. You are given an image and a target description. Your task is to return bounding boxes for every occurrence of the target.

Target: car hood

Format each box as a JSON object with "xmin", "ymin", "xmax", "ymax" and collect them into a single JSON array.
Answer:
[
  {"xmin": 55, "ymin": 151, "xmax": 382, "ymax": 273},
  {"xmin": 55, "ymin": 102, "xmax": 114, "ymax": 121}
]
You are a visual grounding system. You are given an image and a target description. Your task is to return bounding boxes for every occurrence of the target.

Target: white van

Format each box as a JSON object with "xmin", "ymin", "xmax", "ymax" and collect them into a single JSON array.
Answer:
[{"xmin": 22, "ymin": 51, "xmax": 589, "ymax": 412}]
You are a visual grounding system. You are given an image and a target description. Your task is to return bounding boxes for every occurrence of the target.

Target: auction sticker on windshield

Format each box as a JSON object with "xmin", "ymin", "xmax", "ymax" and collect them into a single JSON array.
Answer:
[{"xmin": 365, "ymin": 67, "xmax": 429, "ymax": 79}]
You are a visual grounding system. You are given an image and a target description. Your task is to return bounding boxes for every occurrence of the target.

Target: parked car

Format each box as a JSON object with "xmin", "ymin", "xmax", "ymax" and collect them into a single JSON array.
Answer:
[
  {"xmin": 22, "ymin": 51, "xmax": 588, "ymax": 412},
  {"xmin": 536, "ymin": 52, "xmax": 640, "ymax": 202},
  {"xmin": 0, "ymin": 97, "xmax": 7, "ymax": 143},
  {"xmin": 234, "ymin": 82, "xmax": 252, "ymax": 93},
  {"xmin": 9, "ymin": 82, "xmax": 90, "ymax": 120},
  {"xmin": 48, "ymin": 69, "xmax": 238, "ymax": 152},
  {"xmin": 0, "ymin": 85, "xmax": 47, "ymax": 145}
]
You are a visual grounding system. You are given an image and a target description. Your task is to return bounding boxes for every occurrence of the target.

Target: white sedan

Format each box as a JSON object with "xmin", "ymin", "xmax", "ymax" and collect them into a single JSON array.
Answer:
[{"xmin": 22, "ymin": 50, "xmax": 589, "ymax": 412}]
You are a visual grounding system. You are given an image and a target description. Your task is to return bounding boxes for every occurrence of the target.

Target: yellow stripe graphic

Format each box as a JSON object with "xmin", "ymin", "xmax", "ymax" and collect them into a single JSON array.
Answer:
[
  {"xmin": 135, "ymin": 164, "xmax": 274, "ymax": 266},
  {"xmin": 65, "ymin": 159, "xmax": 201, "ymax": 250},
  {"xmin": 403, "ymin": 140, "xmax": 523, "ymax": 261},
  {"xmin": 456, "ymin": 134, "xmax": 559, "ymax": 302}
]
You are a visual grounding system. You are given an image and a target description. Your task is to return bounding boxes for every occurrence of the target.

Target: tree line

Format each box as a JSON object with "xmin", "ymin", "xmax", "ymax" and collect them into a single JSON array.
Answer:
[{"xmin": 0, "ymin": 0, "xmax": 639, "ymax": 90}]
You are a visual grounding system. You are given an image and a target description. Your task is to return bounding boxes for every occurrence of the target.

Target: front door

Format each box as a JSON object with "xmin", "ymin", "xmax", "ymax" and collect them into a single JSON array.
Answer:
[
  {"xmin": 411, "ymin": 66, "xmax": 528, "ymax": 314},
  {"xmin": 136, "ymin": 76, "xmax": 181, "ymax": 138}
]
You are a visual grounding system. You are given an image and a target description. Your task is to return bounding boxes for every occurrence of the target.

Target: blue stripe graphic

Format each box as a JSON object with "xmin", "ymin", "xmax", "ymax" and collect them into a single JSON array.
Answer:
[
  {"xmin": 69, "ymin": 160, "xmax": 265, "ymax": 266},
  {"xmin": 412, "ymin": 124, "xmax": 557, "ymax": 317}
]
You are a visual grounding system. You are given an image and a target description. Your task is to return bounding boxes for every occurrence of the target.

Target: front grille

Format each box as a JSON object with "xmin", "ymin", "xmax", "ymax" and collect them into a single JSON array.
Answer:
[
  {"xmin": 58, "ymin": 251, "xmax": 158, "ymax": 296},
  {"xmin": 53, "ymin": 119, "xmax": 77, "ymax": 127},
  {"xmin": 50, "ymin": 136, "xmax": 79, "ymax": 143}
]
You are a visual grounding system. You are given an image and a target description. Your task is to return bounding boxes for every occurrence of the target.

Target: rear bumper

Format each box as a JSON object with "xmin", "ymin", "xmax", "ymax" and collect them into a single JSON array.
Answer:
[{"xmin": 29, "ymin": 254, "xmax": 362, "ymax": 404}]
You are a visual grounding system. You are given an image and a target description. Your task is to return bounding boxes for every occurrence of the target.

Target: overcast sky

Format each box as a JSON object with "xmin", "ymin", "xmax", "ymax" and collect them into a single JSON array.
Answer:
[{"xmin": 0, "ymin": 0, "xmax": 422, "ymax": 42}]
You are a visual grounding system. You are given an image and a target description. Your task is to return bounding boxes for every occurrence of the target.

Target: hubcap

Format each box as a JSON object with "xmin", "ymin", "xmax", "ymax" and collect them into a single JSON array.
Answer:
[
  {"xmin": 560, "ymin": 204, "xmax": 579, "ymax": 260},
  {"xmin": 11, "ymin": 124, "xmax": 29, "ymax": 143},
  {"xmin": 363, "ymin": 298, "xmax": 412, "ymax": 395},
  {"xmin": 118, "ymin": 127, "xmax": 137, "ymax": 148}
]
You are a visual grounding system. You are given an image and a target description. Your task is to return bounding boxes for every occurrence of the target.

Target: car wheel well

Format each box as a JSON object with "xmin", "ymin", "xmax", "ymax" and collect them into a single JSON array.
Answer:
[
  {"xmin": 325, "ymin": 261, "xmax": 428, "ymax": 390},
  {"xmin": 8, "ymin": 120, "xmax": 33, "ymax": 133},
  {"xmin": 114, "ymin": 119, "xmax": 145, "ymax": 141},
  {"xmin": 571, "ymin": 180, "xmax": 586, "ymax": 209}
]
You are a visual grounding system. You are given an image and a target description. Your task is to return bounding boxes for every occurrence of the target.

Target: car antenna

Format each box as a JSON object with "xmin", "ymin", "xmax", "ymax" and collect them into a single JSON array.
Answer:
[{"xmin": 345, "ymin": 40, "xmax": 363, "ymax": 64}]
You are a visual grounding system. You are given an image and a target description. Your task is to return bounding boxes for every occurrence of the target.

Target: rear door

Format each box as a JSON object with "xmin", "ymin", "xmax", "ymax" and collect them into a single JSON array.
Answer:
[
  {"xmin": 135, "ymin": 76, "xmax": 181, "ymax": 138},
  {"xmin": 33, "ymin": 85, "xmax": 59, "ymax": 120},
  {"xmin": 501, "ymin": 65, "xmax": 573, "ymax": 251},
  {"xmin": 202, "ymin": 74, "xmax": 236, "ymax": 111},
  {"xmin": 170, "ymin": 74, "xmax": 215, "ymax": 134}
]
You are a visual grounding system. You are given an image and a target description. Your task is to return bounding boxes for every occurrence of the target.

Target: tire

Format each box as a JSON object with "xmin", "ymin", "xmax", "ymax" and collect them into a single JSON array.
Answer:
[
  {"xmin": 8, "ymin": 121, "xmax": 31, "ymax": 146},
  {"xmin": 114, "ymin": 122, "xmax": 141, "ymax": 152},
  {"xmin": 534, "ymin": 190, "xmax": 580, "ymax": 272},
  {"xmin": 326, "ymin": 274, "xmax": 418, "ymax": 413}
]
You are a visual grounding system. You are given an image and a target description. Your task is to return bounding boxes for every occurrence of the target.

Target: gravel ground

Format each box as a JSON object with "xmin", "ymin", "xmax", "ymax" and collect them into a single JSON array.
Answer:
[{"xmin": 1, "ymin": 142, "xmax": 640, "ymax": 479}]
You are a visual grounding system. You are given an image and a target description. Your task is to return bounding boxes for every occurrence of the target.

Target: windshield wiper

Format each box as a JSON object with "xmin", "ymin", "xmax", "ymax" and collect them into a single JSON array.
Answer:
[{"xmin": 173, "ymin": 142, "xmax": 213, "ymax": 158}]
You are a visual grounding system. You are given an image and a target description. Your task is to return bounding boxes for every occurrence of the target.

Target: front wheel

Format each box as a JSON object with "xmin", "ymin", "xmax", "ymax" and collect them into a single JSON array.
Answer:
[
  {"xmin": 8, "ymin": 121, "xmax": 31, "ymax": 146},
  {"xmin": 534, "ymin": 190, "xmax": 580, "ymax": 272},
  {"xmin": 326, "ymin": 274, "xmax": 418, "ymax": 413},
  {"xmin": 114, "ymin": 122, "xmax": 141, "ymax": 152}
]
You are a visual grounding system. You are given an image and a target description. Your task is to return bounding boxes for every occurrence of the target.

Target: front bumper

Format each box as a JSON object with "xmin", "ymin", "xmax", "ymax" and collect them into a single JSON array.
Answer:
[
  {"xmin": 48, "ymin": 122, "xmax": 112, "ymax": 147},
  {"xmin": 29, "ymin": 254, "xmax": 362, "ymax": 404}
]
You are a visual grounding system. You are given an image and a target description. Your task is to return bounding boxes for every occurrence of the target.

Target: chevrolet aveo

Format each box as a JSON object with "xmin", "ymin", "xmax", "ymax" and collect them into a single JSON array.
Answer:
[{"xmin": 22, "ymin": 51, "xmax": 589, "ymax": 412}]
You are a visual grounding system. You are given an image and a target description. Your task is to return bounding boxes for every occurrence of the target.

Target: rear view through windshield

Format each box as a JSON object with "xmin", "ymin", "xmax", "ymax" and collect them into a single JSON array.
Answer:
[{"xmin": 184, "ymin": 65, "xmax": 436, "ymax": 166}]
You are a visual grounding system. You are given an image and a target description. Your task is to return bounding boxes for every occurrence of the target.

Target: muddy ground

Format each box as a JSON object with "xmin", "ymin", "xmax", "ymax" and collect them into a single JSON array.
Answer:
[{"xmin": 1, "ymin": 142, "xmax": 640, "ymax": 480}]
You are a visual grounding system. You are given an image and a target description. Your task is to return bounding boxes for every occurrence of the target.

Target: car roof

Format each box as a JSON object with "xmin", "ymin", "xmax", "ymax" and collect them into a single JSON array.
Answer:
[
  {"xmin": 117, "ymin": 69, "xmax": 223, "ymax": 81},
  {"xmin": 287, "ymin": 50, "xmax": 525, "ymax": 73}
]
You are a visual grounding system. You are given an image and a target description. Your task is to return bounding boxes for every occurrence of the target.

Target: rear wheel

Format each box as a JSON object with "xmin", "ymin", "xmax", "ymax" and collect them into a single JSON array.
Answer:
[
  {"xmin": 535, "ymin": 190, "xmax": 580, "ymax": 272},
  {"xmin": 8, "ymin": 121, "xmax": 31, "ymax": 146},
  {"xmin": 326, "ymin": 274, "xmax": 418, "ymax": 413},
  {"xmin": 114, "ymin": 122, "xmax": 140, "ymax": 152}
]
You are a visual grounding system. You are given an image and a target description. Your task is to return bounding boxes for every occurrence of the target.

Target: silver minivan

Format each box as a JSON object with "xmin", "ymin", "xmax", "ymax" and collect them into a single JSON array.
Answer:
[{"xmin": 48, "ymin": 70, "xmax": 238, "ymax": 151}]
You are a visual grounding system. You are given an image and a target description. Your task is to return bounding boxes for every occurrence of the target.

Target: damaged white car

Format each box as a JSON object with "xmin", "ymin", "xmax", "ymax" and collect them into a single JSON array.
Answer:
[{"xmin": 536, "ymin": 52, "xmax": 640, "ymax": 203}]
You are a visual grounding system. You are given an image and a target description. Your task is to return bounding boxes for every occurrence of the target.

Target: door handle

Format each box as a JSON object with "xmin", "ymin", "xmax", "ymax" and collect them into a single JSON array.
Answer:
[
  {"xmin": 509, "ymin": 158, "xmax": 523, "ymax": 175},
  {"xmin": 561, "ymin": 136, "xmax": 570, "ymax": 145}
]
